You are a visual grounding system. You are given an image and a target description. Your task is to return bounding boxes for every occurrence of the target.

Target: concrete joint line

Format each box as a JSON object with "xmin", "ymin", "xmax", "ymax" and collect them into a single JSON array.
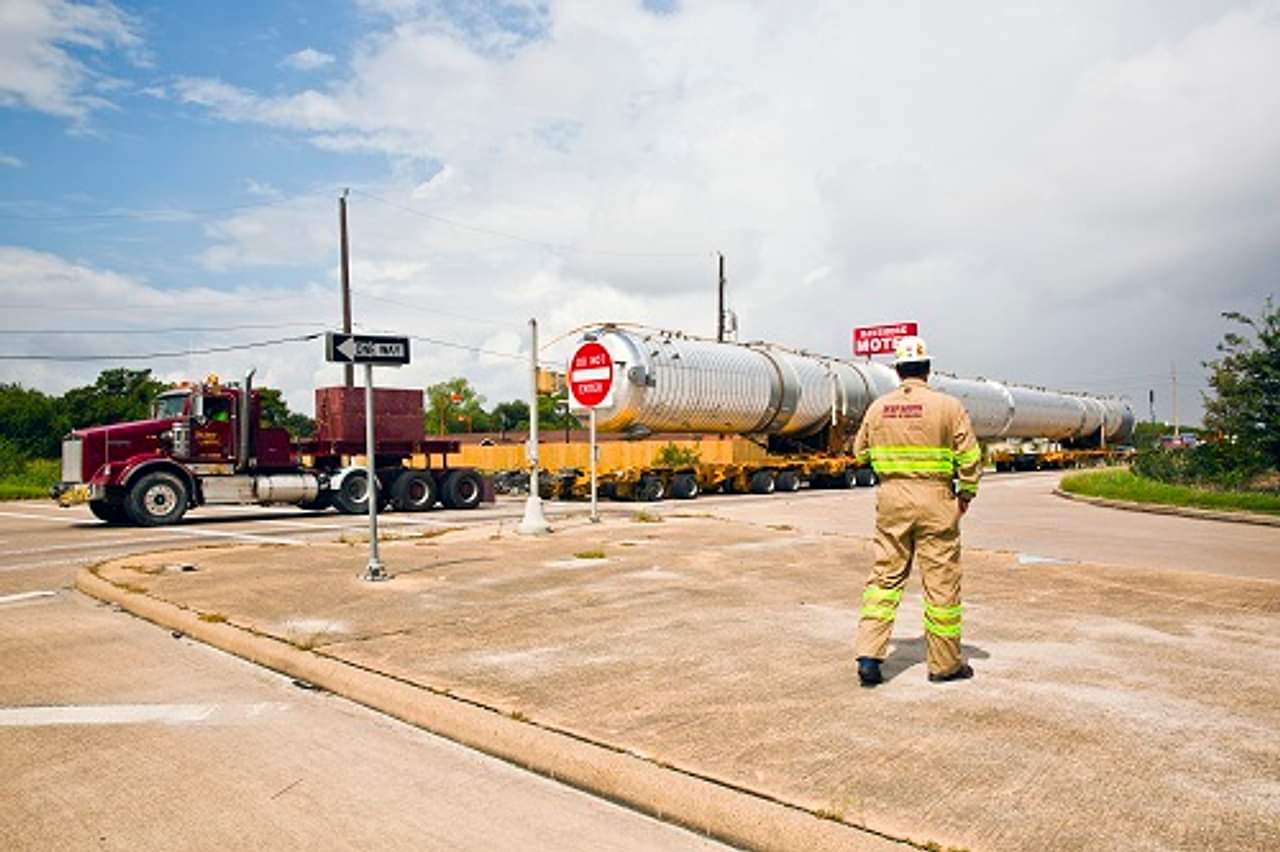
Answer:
[
  {"xmin": 75, "ymin": 567, "xmax": 915, "ymax": 852},
  {"xmin": 1053, "ymin": 488, "xmax": 1280, "ymax": 528}
]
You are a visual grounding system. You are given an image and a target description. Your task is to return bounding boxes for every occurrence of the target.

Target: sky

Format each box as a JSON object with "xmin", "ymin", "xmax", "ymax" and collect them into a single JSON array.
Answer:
[{"xmin": 2, "ymin": 0, "xmax": 1279, "ymax": 426}]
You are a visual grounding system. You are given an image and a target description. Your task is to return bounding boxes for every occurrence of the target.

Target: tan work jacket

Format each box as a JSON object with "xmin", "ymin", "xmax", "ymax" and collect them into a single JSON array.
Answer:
[{"xmin": 853, "ymin": 378, "xmax": 981, "ymax": 499}]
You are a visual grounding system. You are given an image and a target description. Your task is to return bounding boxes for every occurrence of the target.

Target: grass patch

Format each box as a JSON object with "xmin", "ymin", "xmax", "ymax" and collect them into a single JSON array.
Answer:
[
  {"xmin": 573, "ymin": 549, "xmax": 606, "ymax": 559},
  {"xmin": 1060, "ymin": 469, "xmax": 1280, "ymax": 516},
  {"xmin": 0, "ymin": 458, "xmax": 59, "ymax": 500},
  {"xmin": 631, "ymin": 510, "xmax": 663, "ymax": 523}
]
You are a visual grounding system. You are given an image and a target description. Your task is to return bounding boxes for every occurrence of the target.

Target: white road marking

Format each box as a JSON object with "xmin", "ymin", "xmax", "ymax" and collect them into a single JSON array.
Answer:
[
  {"xmin": 0, "ymin": 703, "xmax": 290, "ymax": 726},
  {"xmin": 0, "ymin": 510, "xmax": 302, "ymax": 545},
  {"xmin": 1, "ymin": 537, "xmax": 197, "ymax": 557},
  {"xmin": 0, "ymin": 510, "xmax": 82, "ymax": 523},
  {"xmin": 1017, "ymin": 553, "xmax": 1074, "ymax": 565},
  {"xmin": 0, "ymin": 590, "xmax": 57, "ymax": 605}
]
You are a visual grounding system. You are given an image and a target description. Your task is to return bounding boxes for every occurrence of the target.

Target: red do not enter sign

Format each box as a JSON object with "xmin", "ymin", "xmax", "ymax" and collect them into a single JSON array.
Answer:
[{"xmin": 569, "ymin": 341, "xmax": 614, "ymax": 408}]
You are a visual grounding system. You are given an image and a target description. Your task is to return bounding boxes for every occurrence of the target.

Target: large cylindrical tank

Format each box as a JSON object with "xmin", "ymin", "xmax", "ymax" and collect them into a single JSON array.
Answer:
[{"xmin": 573, "ymin": 326, "xmax": 1134, "ymax": 444}]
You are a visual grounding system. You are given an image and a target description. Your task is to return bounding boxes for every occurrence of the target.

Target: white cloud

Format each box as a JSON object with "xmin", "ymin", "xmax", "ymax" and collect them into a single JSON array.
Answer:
[
  {"xmin": 280, "ymin": 47, "xmax": 336, "ymax": 72},
  {"xmin": 0, "ymin": 0, "xmax": 143, "ymax": 124},
  {"xmin": 0, "ymin": 154, "xmax": 23, "ymax": 168}
]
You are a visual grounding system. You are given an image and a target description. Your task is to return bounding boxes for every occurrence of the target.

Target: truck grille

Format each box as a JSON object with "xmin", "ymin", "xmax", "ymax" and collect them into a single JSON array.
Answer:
[{"xmin": 61, "ymin": 438, "xmax": 83, "ymax": 484}]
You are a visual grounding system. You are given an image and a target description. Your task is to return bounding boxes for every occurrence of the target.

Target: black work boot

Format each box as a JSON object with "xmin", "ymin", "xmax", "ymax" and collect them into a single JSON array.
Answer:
[
  {"xmin": 857, "ymin": 657, "xmax": 883, "ymax": 688},
  {"xmin": 928, "ymin": 663, "xmax": 974, "ymax": 683}
]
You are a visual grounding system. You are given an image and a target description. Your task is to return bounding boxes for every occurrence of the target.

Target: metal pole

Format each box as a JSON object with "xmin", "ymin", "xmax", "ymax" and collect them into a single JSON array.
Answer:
[
  {"xmin": 518, "ymin": 318, "xmax": 550, "ymax": 534},
  {"xmin": 363, "ymin": 362, "xmax": 386, "ymax": 580},
  {"xmin": 717, "ymin": 252, "xmax": 725, "ymax": 342},
  {"xmin": 589, "ymin": 407, "xmax": 599, "ymax": 523},
  {"xmin": 340, "ymin": 190, "xmax": 354, "ymax": 388},
  {"xmin": 1172, "ymin": 364, "xmax": 1179, "ymax": 438}
]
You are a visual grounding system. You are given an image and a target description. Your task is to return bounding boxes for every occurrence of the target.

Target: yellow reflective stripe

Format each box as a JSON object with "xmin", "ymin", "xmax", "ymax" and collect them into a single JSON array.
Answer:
[
  {"xmin": 871, "ymin": 460, "xmax": 954, "ymax": 474},
  {"xmin": 955, "ymin": 447, "xmax": 981, "ymax": 465},
  {"xmin": 924, "ymin": 602, "xmax": 962, "ymax": 638},
  {"xmin": 861, "ymin": 605, "xmax": 898, "ymax": 621},
  {"xmin": 863, "ymin": 586, "xmax": 903, "ymax": 603},
  {"xmin": 924, "ymin": 618, "xmax": 962, "ymax": 638},
  {"xmin": 957, "ymin": 482, "xmax": 978, "ymax": 496}
]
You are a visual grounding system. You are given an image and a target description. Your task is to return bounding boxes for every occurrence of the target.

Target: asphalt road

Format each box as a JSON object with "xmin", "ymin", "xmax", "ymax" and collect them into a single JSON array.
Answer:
[
  {"xmin": 2, "ymin": 472, "xmax": 1276, "ymax": 850},
  {"xmin": 0, "ymin": 497, "xmax": 730, "ymax": 852}
]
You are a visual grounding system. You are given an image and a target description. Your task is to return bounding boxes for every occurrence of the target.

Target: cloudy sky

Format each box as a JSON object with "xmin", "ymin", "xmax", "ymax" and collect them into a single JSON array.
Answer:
[{"xmin": 2, "ymin": 0, "xmax": 1278, "ymax": 425}]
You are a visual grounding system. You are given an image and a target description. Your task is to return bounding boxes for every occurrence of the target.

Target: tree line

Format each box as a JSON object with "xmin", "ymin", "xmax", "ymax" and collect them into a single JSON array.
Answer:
[{"xmin": 0, "ymin": 368, "xmax": 577, "ymax": 465}]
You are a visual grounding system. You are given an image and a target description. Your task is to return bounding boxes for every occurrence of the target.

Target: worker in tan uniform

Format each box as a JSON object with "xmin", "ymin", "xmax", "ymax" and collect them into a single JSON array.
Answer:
[{"xmin": 852, "ymin": 335, "xmax": 981, "ymax": 687}]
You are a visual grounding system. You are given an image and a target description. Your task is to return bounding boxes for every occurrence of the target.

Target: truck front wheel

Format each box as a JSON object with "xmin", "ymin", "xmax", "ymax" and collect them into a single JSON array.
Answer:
[
  {"xmin": 125, "ymin": 472, "xmax": 189, "ymax": 526},
  {"xmin": 89, "ymin": 499, "xmax": 128, "ymax": 524},
  {"xmin": 441, "ymin": 470, "xmax": 483, "ymax": 510}
]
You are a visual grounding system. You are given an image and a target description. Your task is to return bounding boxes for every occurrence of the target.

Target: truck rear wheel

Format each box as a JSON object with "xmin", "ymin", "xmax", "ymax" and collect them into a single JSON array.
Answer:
[
  {"xmin": 125, "ymin": 471, "xmax": 189, "ymax": 527},
  {"xmin": 776, "ymin": 471, "xmax": 801, "ymax": 492},
  {"xmin": 671, "ymin": 473, "xmax": 699, "ymax": 500},
  {"xmin": 854, "ymin": 468, "xmax": 877, "ymax": 487},
  {"xmin": 636, "ymin": 475, "xmax": 665, "ymax": 502},
  {"xmin": 749, "ymin": 470, "xmax": 776, "ymax": 495},
  {"xmin": 392, "ymin": 470, "xmax": 438, "ymax": 512},
  {"xmin": 441, "ymin": 470, "xmax": 483, "ymax": 510},
  {"xmin": 332, "ymin": 471, "xmax": 370, "ymax": 514}
]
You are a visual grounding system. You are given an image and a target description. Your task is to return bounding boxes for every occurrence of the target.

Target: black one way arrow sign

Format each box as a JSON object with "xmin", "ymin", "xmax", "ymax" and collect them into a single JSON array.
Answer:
[{"xmin": 325, "ymin": 332, "xmax": 411, "ymax": 366}]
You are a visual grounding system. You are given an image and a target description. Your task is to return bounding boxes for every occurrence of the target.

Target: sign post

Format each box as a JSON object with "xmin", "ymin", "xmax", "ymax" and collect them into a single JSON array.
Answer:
[
  {"xmin": 568, "ymin": 340, "xmax": 614, "ymax": 524},
  {"xmin": 325, "ymin": 332, "xmax": 411, "ymax": 580},
  {"xmin": 853, "ymin": 322, "xmax": 919, "ymax": 360}
]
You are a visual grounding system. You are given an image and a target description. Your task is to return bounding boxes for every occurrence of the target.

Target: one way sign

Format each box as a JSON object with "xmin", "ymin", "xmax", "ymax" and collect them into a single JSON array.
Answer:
[{"xmin": 325, "ymin": 332, "xmax": 411, "ymax": 366}]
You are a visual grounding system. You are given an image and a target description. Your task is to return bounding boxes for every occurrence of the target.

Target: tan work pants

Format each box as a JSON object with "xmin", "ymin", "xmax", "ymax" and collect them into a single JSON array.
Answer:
[{"xmin": 855, "ymin": 478, "xmax": 964, "ymax": 675}]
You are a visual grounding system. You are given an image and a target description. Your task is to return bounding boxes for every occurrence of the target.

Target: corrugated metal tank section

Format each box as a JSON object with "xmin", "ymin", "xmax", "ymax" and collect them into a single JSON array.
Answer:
[{"xmin": 575, "ymin": 327, "xmax": 1134, "ymax": 444}]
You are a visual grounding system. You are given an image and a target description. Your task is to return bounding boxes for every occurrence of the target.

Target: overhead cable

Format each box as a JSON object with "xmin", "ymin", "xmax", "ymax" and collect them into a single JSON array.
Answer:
[
  {"xmin": 0, "ymin": 332, "xmax": 324, "ymax": 361},
  {"xmin": 0, "ymin": 322, "xmax": 329, "ymax": 336}
]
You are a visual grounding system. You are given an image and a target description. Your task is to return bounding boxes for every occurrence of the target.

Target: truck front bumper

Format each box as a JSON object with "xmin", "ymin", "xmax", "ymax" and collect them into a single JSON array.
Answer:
[{"xmin": 51, "ymin": 482, "xmax": 102, "ymax": 506}]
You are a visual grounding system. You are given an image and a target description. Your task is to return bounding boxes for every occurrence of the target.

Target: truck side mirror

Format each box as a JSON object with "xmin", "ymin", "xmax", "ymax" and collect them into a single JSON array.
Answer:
[{"xmin": 191, "ymin": 394, "xmax": 206, "ymax": 426}]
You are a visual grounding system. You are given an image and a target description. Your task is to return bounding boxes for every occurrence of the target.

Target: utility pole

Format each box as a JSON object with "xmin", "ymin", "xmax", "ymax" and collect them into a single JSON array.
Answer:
[
  {"xmin": 717, "ymin": 252, "xmax": 726, "ymax": 342},
  {"xmin": 1148, "ymin": 389, "xmax": 1156, "ymax": 424},
  {"xmin": 339, "ymin": 189, "xmax": 354, "ymax": 387},
  {"xmin": 518, "ymin": 318, "xmax": 550, "ymax": 535},
  {"xmin": 1171, "ymin": 364, "xmax": 1179, "ymax": 437}
]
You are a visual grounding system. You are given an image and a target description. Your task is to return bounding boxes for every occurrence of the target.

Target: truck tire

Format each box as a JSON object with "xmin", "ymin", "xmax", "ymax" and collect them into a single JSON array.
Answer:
[
  {"xmin": 854, "ymin": 468, "xmax": 877, "ymax": 487},
  {"xmin": 332, "ymin": 471, "xmax": 370, "ymax": 514},
  {"xmin": 392, "ymin": 470, "xmax": 438, "ymax": 512},
  {"xmin": 636, "ymin": 475, "xmax": 665, "ymax": 502},
  {"xmin": 671, "ymin": 473, "xmax": 699, "ymax": 500},
  {"xmin": 297, "ymin": 492, "xmax": 332, "ymax": 512},
  {"xmin": 749, "ymin": 470, "xmax": 776, "ymax": 495},
  {"xmin": 125, "ymin": 471, "xmax": 189, "ymax": 527},
  {"xmin": 89, "ymin": 499, "xmax": 128, "ymax": 524},
  {"xmin": 442, "ymin": 470, "xmax": 483, "ymax": 510},
  {"xmin": 776, "ymin": 471, "xmax": 801, "ymax": 492}
]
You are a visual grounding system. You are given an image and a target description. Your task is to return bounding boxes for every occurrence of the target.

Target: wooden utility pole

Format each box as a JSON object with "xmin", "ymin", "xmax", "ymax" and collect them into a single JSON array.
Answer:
[
  {"xmin": 717, "ymin": 252, "xmax": 726, "ymax": 342},
  {"xmin": 1172, "ymin": 364, "xmax": 1179, "ymax": 438},
  {"xmin": 339, "ymin": 189, "xmax": 354, "ymax": 387}
]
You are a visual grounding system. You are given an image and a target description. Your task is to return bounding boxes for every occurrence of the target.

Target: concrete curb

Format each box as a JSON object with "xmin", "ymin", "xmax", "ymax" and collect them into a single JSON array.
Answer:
[
  {"xmin": 1053, "ymin": 488, "xmax": 1280, "ymax": 527},
  {"xmin": 76, "ymin": 567, "xmax": 914, "ymax": 852}
]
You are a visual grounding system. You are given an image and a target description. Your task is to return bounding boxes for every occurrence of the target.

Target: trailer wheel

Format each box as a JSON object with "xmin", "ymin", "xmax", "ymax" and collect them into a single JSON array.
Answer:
[
  {"xmin": 671, "ymin": 473, "xmax": 699, "ymax": 500},
  {"xmin": 89, "ymin": 499, "xmax": 128, "ymax": 524},
  {"xmin": 332, "ymin": 471, "xmax": 371, "ymax": 514},
  {"xmin": 125, "ymin": 471, "xmax": 188, "ymax": 527},
  {"xmin": 637, "ymin": 475, "xmax": 665, "ymax": 502},
  {"xmin": 442, "ymin": 470, "xmax": 483, "ymax": 510},
  {"xmin": 776, "ymin": 471, "xmax": 801, "ymax": 492},
  {"xmin": 854, "ymin": 468, "xmax": 877, "ymax": 487},
  {"xmin": 392, "ymin": 470, "xmax": 438, "ymax": 512},
  {"xmin": 750, "ymin": 470, "xmax": 776, "ymax": 495}
]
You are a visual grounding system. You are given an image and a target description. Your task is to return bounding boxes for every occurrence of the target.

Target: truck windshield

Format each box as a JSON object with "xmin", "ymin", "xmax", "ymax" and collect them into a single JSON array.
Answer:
[{"xmin": 152, "ymin": 393, "xmax": 189, "ymax": 419}]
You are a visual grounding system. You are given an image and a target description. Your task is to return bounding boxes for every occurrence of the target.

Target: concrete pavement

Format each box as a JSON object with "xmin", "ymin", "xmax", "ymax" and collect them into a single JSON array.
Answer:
[{"xmin": 75, "ymin": 493, "xmax": 1280, "ymax": 851}]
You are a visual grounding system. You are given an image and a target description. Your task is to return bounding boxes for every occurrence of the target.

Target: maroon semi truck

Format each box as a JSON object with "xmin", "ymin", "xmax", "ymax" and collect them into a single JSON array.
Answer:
[{"xmin": 52, "ymin": 371, "xmax": 487, "ymax": 526}]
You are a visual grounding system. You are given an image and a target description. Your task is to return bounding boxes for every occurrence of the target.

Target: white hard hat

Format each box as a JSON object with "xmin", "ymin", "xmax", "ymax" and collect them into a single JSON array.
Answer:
[{"xmin": 893, "ymin": 335, "xmax": 930, "ymax": 366}]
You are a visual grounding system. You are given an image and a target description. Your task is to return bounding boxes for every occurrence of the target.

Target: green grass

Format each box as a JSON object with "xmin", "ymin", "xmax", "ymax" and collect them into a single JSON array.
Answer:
[
  {"xmin": 1060, "ymin": 469, "xmax": 1280, "ymax": 516},
  {"xmin": 0, "ymin": 458, "xmax": 59, "ymax": 500}
]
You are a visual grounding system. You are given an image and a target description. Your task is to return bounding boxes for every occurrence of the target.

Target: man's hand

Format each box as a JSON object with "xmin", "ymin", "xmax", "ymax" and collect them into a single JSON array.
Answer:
[{"xmin": 957, "ymin": 496, "xmax": 971, "ymax": 516}]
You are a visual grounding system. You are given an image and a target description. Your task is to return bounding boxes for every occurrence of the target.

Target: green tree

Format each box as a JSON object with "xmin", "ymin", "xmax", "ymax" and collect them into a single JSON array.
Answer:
[
  {"xmin": 1202, "ymin": 297, "xmax": 1279, "ymax": 470},
  {"xmin": 60, "ymin": 368, "xmax": 167, "ymax": 430},
  {"xmin": 0, "ymin": 383, "xmax": 66, "ymax": 458},
  {"xmin": 425, "ymin": 378, "xmax": 491, "ymax": 434},
  {"xmin": 257, "ymin": 388, "xmax": 316, "ymax": 438},
  {"xmin": 490, "ymin": 399, "xmax": 530, "ymax": 432}
]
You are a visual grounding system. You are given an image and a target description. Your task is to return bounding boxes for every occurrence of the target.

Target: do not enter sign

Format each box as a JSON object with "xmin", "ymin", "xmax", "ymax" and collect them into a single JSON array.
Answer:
[{"xmin": 569, "ymin": 341, "xmax": 614, "ymax": 408}]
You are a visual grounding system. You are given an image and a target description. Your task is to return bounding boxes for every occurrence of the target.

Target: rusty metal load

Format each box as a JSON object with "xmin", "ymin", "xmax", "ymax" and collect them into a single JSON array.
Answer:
[{"xmin": 573, "ymin": 326, "xmax": 1135, "ymax": 447}]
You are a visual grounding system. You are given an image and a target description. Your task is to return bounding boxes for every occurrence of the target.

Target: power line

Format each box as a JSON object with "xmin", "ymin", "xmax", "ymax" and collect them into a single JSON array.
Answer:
[
  {"xmin": 0, "ymin": 192, "xmax": 329, "ymax": 223},
  {"xmin": 351, "ymin": 189, "xmax": 709, "ymax": 259},
  {"xmin": 0, "ymin": 332, "xmax": 324, "ymax": 361},
  {"xmin": 0, "ymin": 322, "xmax": 328, "ymax": 336},
  {"xmin": 5, "ymin": 292, "xmax": 323, "ymax": 313}
]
